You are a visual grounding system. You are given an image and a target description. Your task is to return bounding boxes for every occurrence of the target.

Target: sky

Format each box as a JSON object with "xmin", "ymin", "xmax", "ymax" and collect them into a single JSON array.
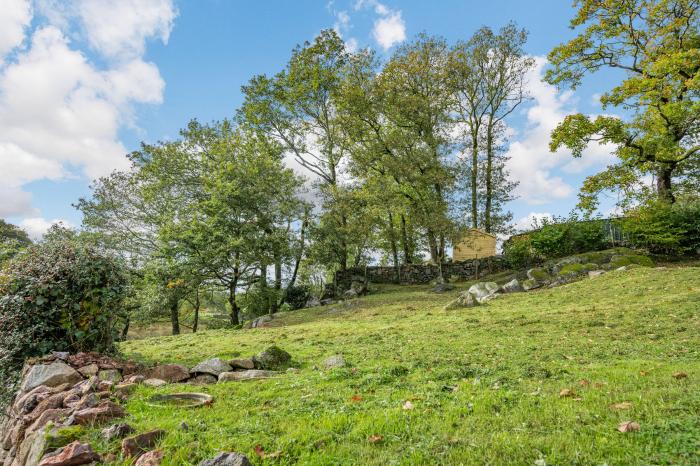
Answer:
[{"xmin": 0, "ymin": 0, "xmax": 623, "ymax": 240}]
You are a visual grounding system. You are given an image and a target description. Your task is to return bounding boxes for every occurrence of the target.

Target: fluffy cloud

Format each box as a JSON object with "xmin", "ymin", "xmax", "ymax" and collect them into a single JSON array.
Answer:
[
  {"xmin": 372, "ymin": 11, "xmax": 405, "ymax": 50},
  {"xmin": 0, "ymin": 0, "xmax": 175, "ymax": 219},
  {"xmin": 0, "ymin": 0, "xmax": 32, "ymax": 60},
  {"xmin": 513, "ymin": 212, "xmax": 553, "ymax": 232},
  {"xmin": 505, "ymin": 57, "xmax": 616, "ymax": 205},
  {"xmin": 19, "ymin": 217, "xmax": 73, "ymax": 240}
]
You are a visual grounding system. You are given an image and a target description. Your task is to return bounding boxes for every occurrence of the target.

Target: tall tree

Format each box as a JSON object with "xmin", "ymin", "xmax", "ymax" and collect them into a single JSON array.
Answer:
[{"xmin": 547, "ymin": 0, "xmax": 700, "ymax": 209}]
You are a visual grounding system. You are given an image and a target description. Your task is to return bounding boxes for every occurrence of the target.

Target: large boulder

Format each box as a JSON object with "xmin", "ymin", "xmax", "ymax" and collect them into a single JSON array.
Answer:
[
  {"xmin": 147, "ymin": 364, "xmax": 189, "ymax": 383},
  {"xmin": 501, "ymin": 278, "xmax": 523, "ymax": 293},
  {"xmin": 199, "ymin": 452, "xmax": 252, "ymax": 466},
  {"xmin": 253, "ymin": 346, "xmax": 291, "ymax": 370},
  {"xmin": 443, "ymin": 291, "xmax": 479, "ymax": 310},
  {"xmin": 468, "ymin": 282, "xmax": 499, "ymax": 303},
  {"xmin": 134, "ymin": 449, "xmax": 164, "ymax": 466},
  {"xmin": 38, "ymin": 441, "xmax": 100, "ymax": 466},
  {"xmin": 190, "ymin": 359, "xmax": 232, "ymax": 377},
  {"xmin": 73, "ymin": 401, "xmax": 125, "ymax": 425},
  {"xmin": 21, "ymin": 362, "xmax": 83, "ymax": 392},
  {"xmin": 218, "ymin": 370, "xmax": 279, "ymax": 382},
  {"xmin": 228, "ymin": 359, "xmax": 255, "ymax": 370}
]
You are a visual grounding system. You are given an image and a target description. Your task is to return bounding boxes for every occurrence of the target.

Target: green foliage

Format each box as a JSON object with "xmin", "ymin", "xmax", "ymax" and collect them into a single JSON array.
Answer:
[
  {"xmin": 284, "ymin": 285, "xmax": 310, "ymax": 310},
  {"xmin": 0, "ymin": 235, "xmax": 128, "ymax": 406},
  {"xmin": 622, "ymin": 199, "xmax": 700, "ymax": 255},
  {"xmin": 0, "ymin": 219, "xmax": 32, "ymax": 264}
]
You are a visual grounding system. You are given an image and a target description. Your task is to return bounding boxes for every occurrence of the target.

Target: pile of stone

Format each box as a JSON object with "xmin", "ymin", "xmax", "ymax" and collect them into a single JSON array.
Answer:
[{"xmin": 0, "ymin": 351, "xmax": 143, "ymax": 465}]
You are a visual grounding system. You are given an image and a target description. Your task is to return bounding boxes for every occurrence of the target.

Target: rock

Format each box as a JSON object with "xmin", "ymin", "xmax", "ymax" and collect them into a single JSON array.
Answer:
[
  {"xmin": 443, "ymin": 291, "xmax": 479, "ymax": 310},
  {"xmin": 588, "ymin": 270, "xmax": 605, "ymax": 278},
  {"xmin": 253, "ymin": 346, "xmax": 291, "ymax": 370},
  {"xmin": 228, "ymin": 358, "xmax": 255, "ymax": 370},
  {"xmin": 147, "ymin": 364, "xmax": 189, "ymax": 383},
  {"xmin": 38, "ymin": 441, "xmax": 100, "ymax": 466},
  {"xmin": 73, "ymin": 401, "xmax": 125, "ymax": 425},
  {"xmin": 249, "ymin": 315, "xmax": 273, "ymax": 328},
  {"xmin": 125, "ymin": 375, "xmax": 145, "ymax": 384},
  {"xmin": 45, "ymin": 426, "xmax": 84, "ymax": 450},
  {"xmin": 134, "ymin": 449, "xmax": 164, "ymax": 466},
  {"xmin": 97, "ymin": 369, "xmax": 122, "ymax": 383},
  {"xmin": 199, "ymin": 452, "xmax": 252, "ymax": 466},
  {"xmin": 322, "ymin": 355, "xmax": 346, "ymax": 369},
  {"xmin": 21, "ymin": 362, "xmax": 83, "ymax": 392},
  {"xmin": 218, "ymin": 370, "xmax": 279, "ymax": 382},
  {"xmin": 305, "ymin": 297, "xmax": 321, "ymax": 308},
  {"xmin": 521, "ymin": 279, "xmax": 541, "ymax": 291},
  {"xmin": 501, "ymin": 278, "xmax": 523, "ymax": 293},
  {"xmin": 51, "ymin": 352, "xmax": 70, "ymax": 361},
  {"xmin": 102, "ymin": 424, "xmax": 134, "ymax": 441},
  {"xmin": 468, "ymin": 282, "xmax": 499, "ymax": 303},
  {"xmin": 342, "ymin": 289, "xmax": 358, "ymax": 299},
  {"xmin": 27, "ymin": 408, "xmax": 72, "ymax": 435},
  {"xmin": 190, "ymin": 358, "xmax": 232, "ymax": 377},
  {"xmin": 527, "ymin": 267, "xmax": 552, "ymax": 282},
  {"xmin": 115, "ymin": 382, "xmax": 137, "ymax": 395},
  {"xmin": 73, "ymin": 393, "xmax": 99, "ymax": 411},
  {"xmin": 16, "ymin": 427, "xmax": 48, "ymax": 466},
  {"xmin": 431, "ymin": 283, "xmax": 454, "ymax": 293},
  {"xmin": 320, "ymin": 298, "xmax": 334, "ymax": 306},
  {"xmin": 190, "ymin": 374, "xmax": 217, "ymax": 385},
  {"xmin": 76, "ymin": 364, "xmax": 99, "ymax": 378},
  {"xmin": 121, "ymin": 430, "xmax": 166, "ymax": 457},
  {"xmin": 143, "ymin": 378, "xmax": 167, "ymax": 388}
]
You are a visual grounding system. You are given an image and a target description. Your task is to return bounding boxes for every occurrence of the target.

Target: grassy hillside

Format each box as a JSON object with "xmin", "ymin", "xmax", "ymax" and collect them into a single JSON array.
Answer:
[{"xmin": 106, "ymin": 266, "xmax": 699, "ymax": 465}]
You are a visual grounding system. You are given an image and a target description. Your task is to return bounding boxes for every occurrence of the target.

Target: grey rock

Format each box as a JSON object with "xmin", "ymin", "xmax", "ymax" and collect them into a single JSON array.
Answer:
[
  {"xmin": 98, "ymin": 369, "xmax": 122, "ymax": 383},
  {"xmin": 228, "ymin": 358, "xmax": 255, "ymax": 370},
  {"xmin": 199, "ymin": 452, "xmax": 252, "ymax": 466},
  {"xmin": 431, "ymin": 283, "xmax": 455, "ymax": 293},
  {"xmin": 77, "ymin": 364, "xmax": 99, "ymax": 378},
  {"xmin": 443, "ymin": 291, "xmax": 479, "ymax": 310},
  {"xmin": 521, "ymin": 279, "xmax": 542, "ymax": 291},
  {"xmin": 249, "ymin": 315, "xmax": 273, "ymax": 328},
  {"xmin": 190, "ymin": 358, "xmax": 232, "ymax": 377},
  {"xmin": 218, "ymin": 370, "xmax": 279, "ymax": 382},
  {"xmin": 190, "ymin": 374, "xmax": 217, "ymax": 385},
  {"xmin": 322, "ymin": 355, "xmax": 346, "ymax": 369},
  {"xmin": 102, "ymin": 423, "xmax": 134, "ymax": 441},
  {"xmin": 143, "ymin": 378, "xmax": 167, "ymax": 388},
  {"xmin": 305, "ymin": 297, "xmax": 321, "ymax": 308},
  {"xmin": 342, "ymin": 289, "xmax": 358, "ymax": 299},
  {"xmin": 253, "ymin": 346, "xmax": 291, "ymax": 370},
  {"xmin": 526, "ymin": 267, "xmax": 552, "ymax": 282},
  {"xmin": 588, "ymin": 270, "xmax": 605, "ymax": 278},
  {"xmin": 147, "ymin": 364, "xmax": 189, "ymax": 383},
  {"xmin": 21, "ymin": 362, "xmax": 83, "ymax": 392},
  {"xmin": 468, "ymin": 282, "xmax": 499, "ymax": 303},
  {"xmin": 501, "ymin": 278, "xmax": 523, "ymax": 293}
]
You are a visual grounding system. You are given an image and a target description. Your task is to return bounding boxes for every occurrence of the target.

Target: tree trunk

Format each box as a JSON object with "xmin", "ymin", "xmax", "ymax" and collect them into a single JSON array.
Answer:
[
  {"xmin": 283, "ymin": 209, "xmax": 308, "ymax": 305},
  {"xmin": 387, "ymin": 211, "xmax": 400, "ymax": 282},
  {"xmin": 229, "ymin": 276, "xmax": 239, "ymax": 326},
  {"xmin": 427, "ymin": 229, "xmax": 439, "ymax": 264},
  {"xmin": 471, "ymin": 136, "xmax": 479, "ymax": 228},
  {"xmin": 339, "ymin": 213, "xmax": 348, "ymax": 271},
  {"xmin": 272, "ymin": 258, "xmax": 282, "ymax": 314},
  {"xmin": 656, "ymin": 164, "xmax": 676, "ymax": 204},
  {"xmin": 485, "ymin": 124, "xmax": 494, "ymax": 233},
  {"xmin": 192, "ymin": 288, "xmax": 200, "ymax": 333},
  {"xmin": 400, "ymin": 214, "xmax": 412, "ymax": 264},
  {"xmin": 170, "ymin": 298, "xmax": 180, "ymax": 335},
  {"xmin": 121, "ymin": 317, "xmax": 130, "ymax": 340}
]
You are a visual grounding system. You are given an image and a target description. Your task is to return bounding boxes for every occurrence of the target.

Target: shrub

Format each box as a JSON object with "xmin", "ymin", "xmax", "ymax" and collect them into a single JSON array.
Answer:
[
  {"xmin": 0, "ymin": 237, "xmax": 128, "ymax": 405},
  {"xmin": 284, "ymin": 285, "xmax": 310, "ymax": 310},
  {"xmin": 622, "ymin": 199, "xmax": 700, "ymax": 255}
]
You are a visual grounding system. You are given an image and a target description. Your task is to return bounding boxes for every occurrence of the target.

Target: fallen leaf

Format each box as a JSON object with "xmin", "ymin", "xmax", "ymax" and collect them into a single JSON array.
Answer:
[
  {"xmin": 617, "ymin": 421, "xmax": 640, "ymax": 433},
  {"xmin": 578, "ymin": 379, "xmax": 590, "ymax": 386},
  {"xmin": 368, "ymin": 434, "xmax": 384, "ymax": 444},
  {"xmin": 254, "ymin": 445, "xmax": 282, "ymax": 459},
  {"xmin": 559, "ymin": 388, "xmax": 576, "ymax": 398},
  {"xmin": 573, "ymin": 397, "xmax": 583, "ymax": 401},
  {"xmin": 672, "ymin": 371, "xmax": 688, "ymax": 379},
  {"xmin": 639, "ymin": 371, "xmax": 648, "ymax": 376},
  {"xmin": 593, "ymin": 382, "xmax": 606, "ymax": 389},
  {"xmin": 402, "ymin": 400, "xmax": 414, "ymax": 410},
  {"xmin": 351, "ymin": 395, "xmax": 362, "ymax": 402},
  {"xmin": 610, "ymin": 401, "xmax": 633, "ymax": 410}
]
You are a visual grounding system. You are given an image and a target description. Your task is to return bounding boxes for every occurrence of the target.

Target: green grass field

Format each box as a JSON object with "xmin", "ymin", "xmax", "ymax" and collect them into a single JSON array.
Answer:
[{"xmin": 102, "ymin": 265, "xmax": 699, "ymax": 465}]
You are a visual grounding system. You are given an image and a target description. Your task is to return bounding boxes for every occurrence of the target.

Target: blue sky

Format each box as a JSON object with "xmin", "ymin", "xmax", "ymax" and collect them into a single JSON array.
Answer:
[{"xmin": 0, "ymin": 0, "xmax": 621, "ymax": 239}]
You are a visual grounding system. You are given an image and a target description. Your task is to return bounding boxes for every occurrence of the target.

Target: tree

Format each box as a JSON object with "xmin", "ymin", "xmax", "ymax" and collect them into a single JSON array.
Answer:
[
  {"xmin": 449, "ymin": 23, "xmax": 531, "ymax": 232},
  {"xmin": 0, "ymin": 219, "xmax": 31, "ymax": 264},
  {"xmin": 547, "ymin": 0, "xmax": 700, "ymax": 209}
]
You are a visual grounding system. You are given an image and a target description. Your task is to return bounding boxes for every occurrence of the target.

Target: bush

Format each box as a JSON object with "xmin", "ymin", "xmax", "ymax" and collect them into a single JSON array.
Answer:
[
  {"xmin": 283, "ymin": 285, "xmax": 310, "ymax": 310},
  {"xmin": 622, "ymin": 199, "xmax": 700, "ymax": 256},
  {"xmin": 0, "ymin": 237, "xmax": 128, "ymax": 405}
]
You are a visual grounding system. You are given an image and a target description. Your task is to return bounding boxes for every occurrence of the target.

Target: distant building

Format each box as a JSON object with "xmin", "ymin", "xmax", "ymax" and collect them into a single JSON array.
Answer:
[{"xmin": 453, "ymin": 228, "xmax": 497, "ymax": 260}]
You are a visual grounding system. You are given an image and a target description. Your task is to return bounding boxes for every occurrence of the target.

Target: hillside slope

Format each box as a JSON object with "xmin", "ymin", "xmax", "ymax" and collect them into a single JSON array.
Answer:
[{"xmin": 114, "ymin": 266, "xmax": 700, "ymax": 465}]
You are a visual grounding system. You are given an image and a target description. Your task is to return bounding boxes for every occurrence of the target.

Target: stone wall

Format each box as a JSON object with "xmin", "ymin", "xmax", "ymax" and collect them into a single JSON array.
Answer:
[{"xmin": 334, "ymin": 256, "xmax": 508, "ymax": 291}]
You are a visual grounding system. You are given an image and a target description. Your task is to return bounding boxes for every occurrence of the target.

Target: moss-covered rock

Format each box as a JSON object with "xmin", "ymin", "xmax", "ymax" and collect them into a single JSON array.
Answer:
[
  {"xmin": 45, "ymin": 425, "xmax": 84, "ymax": 450},
  {"xmin": 253, "ymin": 346, "xmax": 292, "ymax": 370},
  {"xmin": 558, "ymin": 262, "xmax": 598, "ymax": 277},
  {"xmin": 526, "ymin": 267, "xmax": 552, "ymax": 282},
  {"xmin": 609, "ymin": 254, "xmax": 654, "ymax": 269}
]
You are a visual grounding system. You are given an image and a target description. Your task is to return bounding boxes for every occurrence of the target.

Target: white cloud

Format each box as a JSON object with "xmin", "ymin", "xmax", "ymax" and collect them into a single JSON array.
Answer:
[
  {"xmin": 0, "ymin": 1, "xmax": 174, "ymax": 219},
  {"xmin": 372, "ymin": 11, "xmax": 405, "ymax": 50},
  {"xmin": 504, "ymin": 57, "xmax": 616, "ymax": 205},
  {"xmin": 19, "ymin": 217, "xmax": 73, "ymax": 241},
  {"xmin": 0, "ymin": 0, "xmax": 32, "ymax": 60},
  {"xmin": 513, "ymin": 212, "xmax": 553, "ymax": 232}
]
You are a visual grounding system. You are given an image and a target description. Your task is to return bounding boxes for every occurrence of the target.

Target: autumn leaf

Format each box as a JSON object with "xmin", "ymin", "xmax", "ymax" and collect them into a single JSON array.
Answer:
[
  {"xmin": 578, "ymin": 379, "xmax": 590, "ymax": 386},
  {"xmin": 402, "ymin": 400, "xmax": 414, "ymax": 410},
  {"xmin": 610, "ymin": 401, "xmax": 633, "ymax": 410},
  {"xmin": 368, "ymin": 434, "xmax": 384, "ymax": 444},
  {"xmin": 639, "ymin": 370, "xmax": 648, "ymax": 376},
  {"xmin": 254, "ymin": 444, "xmax": 282, "ymax": 459},
  {"xmin": 351, "ymin": 395, "xmax": 363, "ymax": 402},
  {"xmin": 617, "ymin": 421, "xmax": 640, "ymax": 433},
  {"xmin": 672, "ymin": 371, "xmax": 688, "ymax": 379},
  {"xmin": 559, "ymin": 388, "xmax": 576, "ymax": 398}
]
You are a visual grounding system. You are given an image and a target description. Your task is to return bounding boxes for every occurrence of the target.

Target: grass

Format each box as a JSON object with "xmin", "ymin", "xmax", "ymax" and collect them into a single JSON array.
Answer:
[{"xmin": 95, "ymin": 265, "xmax": 699, "ymax": 465}]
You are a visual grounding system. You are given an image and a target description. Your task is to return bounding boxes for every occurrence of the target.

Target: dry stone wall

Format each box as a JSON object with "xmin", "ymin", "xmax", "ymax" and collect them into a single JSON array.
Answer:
[{"xmin": 334, "ymin": 256, "xmax": 508, "ymax": 291}]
